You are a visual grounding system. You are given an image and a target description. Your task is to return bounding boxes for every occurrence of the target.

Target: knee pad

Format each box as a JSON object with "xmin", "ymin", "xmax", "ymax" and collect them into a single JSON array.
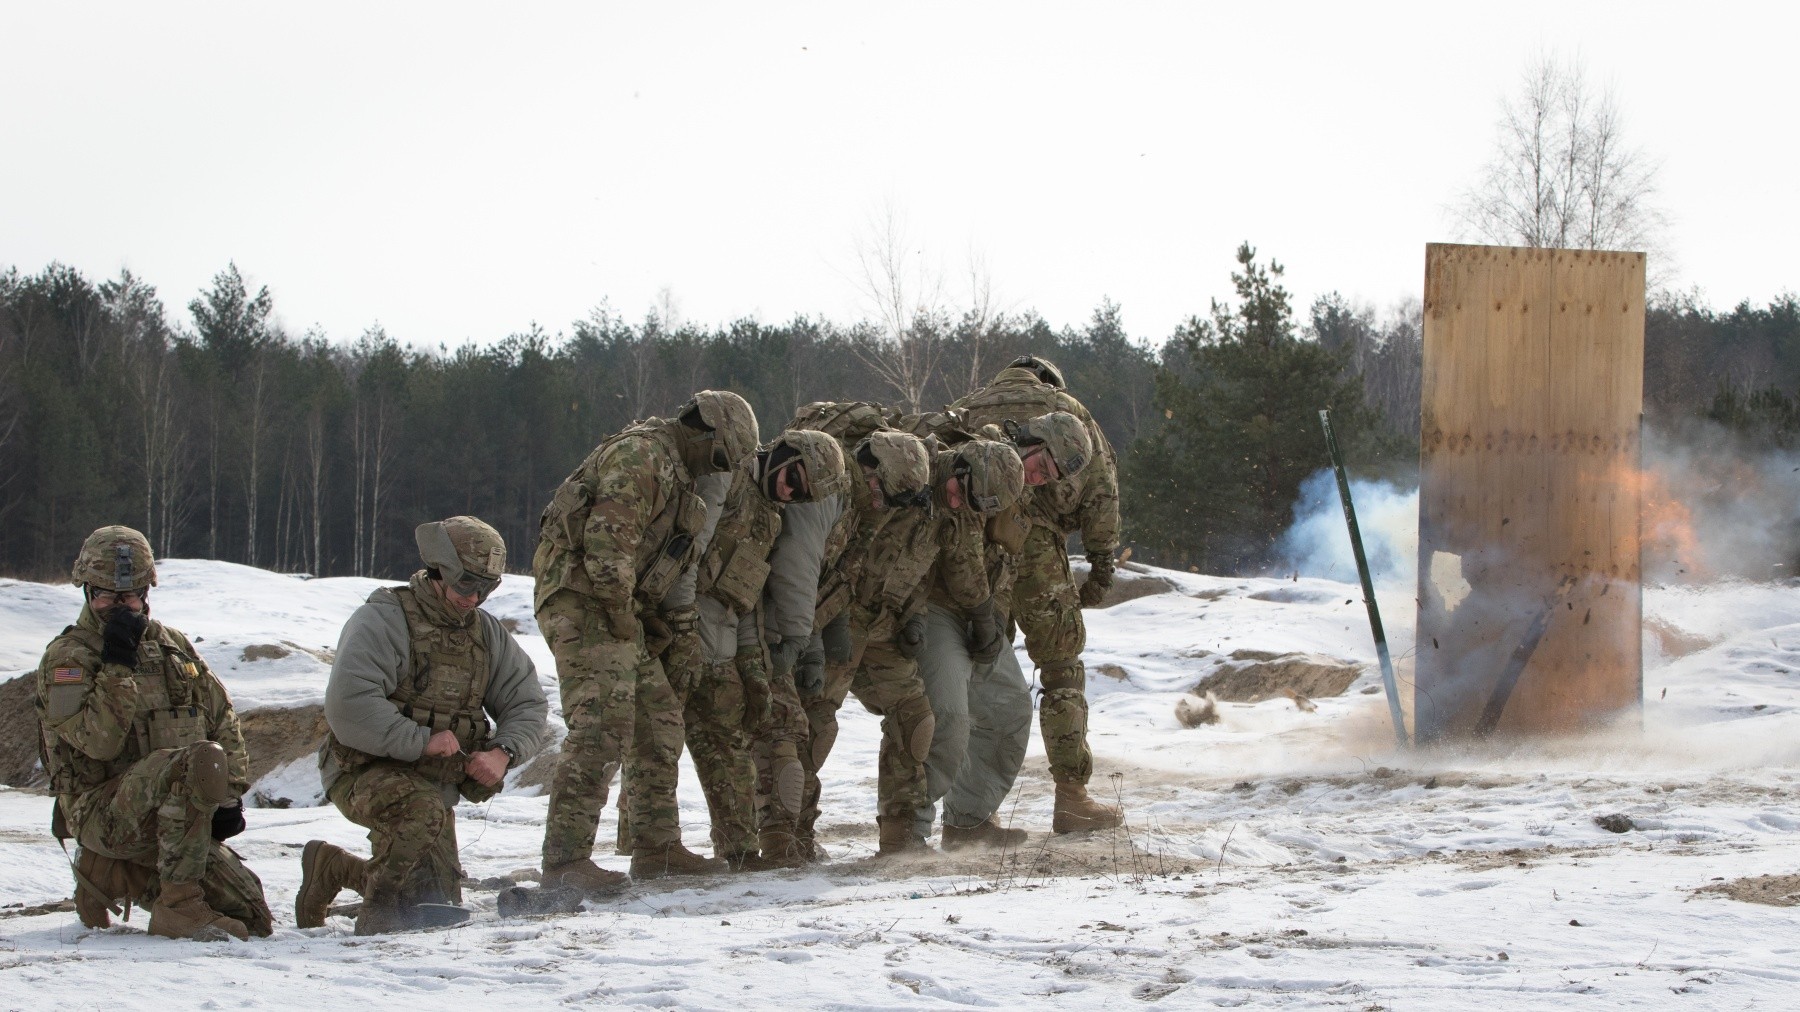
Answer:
[
  {"xmin": 810, "ymin": 720, "xmax": 839, "ymax": 769},
  {"xmin": 183, "ymin": 741, "xmax": 235, "ymax": 808},
  {"xmin": 1039, "ymin": 660, "xmax": 1086, "ymax": 693},
  {"xmin": 770, "ymin": 742, "xmax": 805, "ymax": 816},
  {"xmin": 887, "ymin": 700, "xmax": 936, "ymax": 764}
]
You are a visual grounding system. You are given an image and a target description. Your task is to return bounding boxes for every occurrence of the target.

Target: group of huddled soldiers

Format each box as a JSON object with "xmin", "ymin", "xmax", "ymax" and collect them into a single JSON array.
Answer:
[{"xmin": 33, "ymin": 355, "xmax": 1124, "ymax": 938}]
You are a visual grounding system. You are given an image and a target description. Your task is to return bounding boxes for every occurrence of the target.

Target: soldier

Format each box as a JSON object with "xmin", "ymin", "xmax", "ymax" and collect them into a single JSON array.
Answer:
[
  {"xmin": 758, "ymin": 407, "xmax": 932, "ymax": 863},
  {"xmin": 808, "ymin": 437, "xmax": 1024, "ymax": 855},
  {"xmin": 34, "ymin": 526, "xmax": 273, "ymax": 940},
  {"xmin": 912, "ymin": 412, "xmax": 1095, "ymax": 848},
  {"xmin": 301, "ymin": 516, "xmax": 548, "ymax": 934},
  {"xmin": 673, "ymin": 429, "xmax": 849, "ymax": 869},
  {"xmin": 953, "ymin": 355, "xmax": 1125, "ymax": 832},
  {"xmin": 534, "ymin": 390, "xmax": 759, "ymax": 889}
]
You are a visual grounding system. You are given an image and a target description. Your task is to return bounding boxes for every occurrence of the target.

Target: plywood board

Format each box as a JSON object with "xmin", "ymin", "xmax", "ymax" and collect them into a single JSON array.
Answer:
[{"xmin": 1415, "ymin": 244, "xmax": 1645, "ymax": 741}]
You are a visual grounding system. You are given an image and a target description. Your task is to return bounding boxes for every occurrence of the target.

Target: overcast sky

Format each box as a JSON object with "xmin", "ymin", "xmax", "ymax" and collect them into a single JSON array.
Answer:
[{"xmin": 3, "ymin": 2, "xmax": 1792, "ymax": 348}]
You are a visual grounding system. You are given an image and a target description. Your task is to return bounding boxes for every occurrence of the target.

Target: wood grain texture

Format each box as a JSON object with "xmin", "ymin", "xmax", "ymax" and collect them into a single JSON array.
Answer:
[{"xmin": 1415, "ymin": 243, "xmax": 1644, "ymax": 741}]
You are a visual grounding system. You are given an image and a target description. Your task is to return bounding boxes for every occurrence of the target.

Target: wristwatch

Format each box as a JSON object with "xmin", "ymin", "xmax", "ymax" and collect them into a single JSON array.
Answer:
[{"xmin": 492, "ymin": 741, "xmax": 518, "ymax": 767}]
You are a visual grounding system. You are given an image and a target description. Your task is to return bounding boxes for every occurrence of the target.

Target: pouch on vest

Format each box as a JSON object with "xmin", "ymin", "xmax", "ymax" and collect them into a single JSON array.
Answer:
[
  {"xmin": 639, "ymin": 489, "xmax": 707, "ymax": 601},
  {"xmin": 813, "ymin": 569, "xmax": 852, "ymax": 632},
  {"xmin": 709, "ymin": 540, "xmax": 771, "ymax": 614},
  {"xmin": 540, "ymin": 477, "xmax": 591, "ymax": 551},
  {"xmin": 145, "ymin": 707, "xmax": 208, "ymax": 751}
]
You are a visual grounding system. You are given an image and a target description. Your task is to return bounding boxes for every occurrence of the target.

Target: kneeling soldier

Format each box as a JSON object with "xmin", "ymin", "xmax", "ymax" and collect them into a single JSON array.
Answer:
[
  {"xmin": 35, "ymin": 525, "xmax": 273, "ymax": 940},
  {"xmin": 301, "ymin": 516, "xmax": 548, "ymax": 934}
]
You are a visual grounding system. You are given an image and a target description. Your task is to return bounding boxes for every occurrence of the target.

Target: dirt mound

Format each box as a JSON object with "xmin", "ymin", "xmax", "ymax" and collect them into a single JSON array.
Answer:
[
  {"xmin": 1193, "ymin": 651, "xmax": 1363, "ymax": 703},
  {"xmin": 1093, "ymin": 566, "xmax": 1177, "ymax": 608},
  {"xmin": 0, "ymin": 673, "xmax": 46, "ymax": 787},
  {"xmin": 237, "ymin": 704, "xmax": 328, "ymax": 789},
  {"xmin": 1645, "ymin": 618, "xmax": 1718, "ymax": 658},
  {"xmin": 1695, "ymin": 873, "xmax": 1800, "ymax": 907}
]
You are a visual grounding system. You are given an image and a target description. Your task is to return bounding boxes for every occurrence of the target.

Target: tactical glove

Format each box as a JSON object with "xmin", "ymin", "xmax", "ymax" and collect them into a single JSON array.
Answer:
[
  {"xmin": 968, "ymin": 598, "xmax": 1007, "ymax": 665},
  {"xmin": 210, "ymin": 802, "xmax": 246, "ymax": 841},
  {"xmin": 1079, "ymin": 551, "xmax": 1116, "ymax": 608},
  {"xmin": 897, "ymin": 614, "xmax": 927, "ymax": 659},
  {"xmin": 101, "ymin": 609, "xmax": 148, "ymax": 668},
  {"xmin": 768, "ymin": 637, "xmax": 804, "ymax": 683},
  {"xmin": 737, "ymin": 648, "xmax": 772, "ymax": 731},
  {"xmin": 821, "ymin": 614, "xmax": 853, "ymax": 665},
  {"xmin": 795, "ymin": 638, "xmax": 826, "ymax": 699}
]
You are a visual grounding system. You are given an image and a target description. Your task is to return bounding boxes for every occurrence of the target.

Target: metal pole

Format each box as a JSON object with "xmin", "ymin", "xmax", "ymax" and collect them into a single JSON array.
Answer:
[{"xmin": 1319, "ymin": 409, "xmax": 1409, "ymax": 748}]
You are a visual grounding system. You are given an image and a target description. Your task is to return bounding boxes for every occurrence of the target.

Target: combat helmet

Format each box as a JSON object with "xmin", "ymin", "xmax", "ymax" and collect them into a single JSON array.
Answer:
[
  {"xmin": 853, "ymin": 430, "xmax": 931, "ymax": 509},
  {"xmin": 1010, "ymin": 410, "xmax": 1092, "ymax": 479},
  {"xmin": 756, "ymin": 429, "xmax": 849, "ymax": 503},
  {"xmin": 71, "ymin": 525, "xmax": 157, "ymax": 591},
  {"xmin": 681, "ymin": 390, "xmax": 760, "ymax": 470},
  {"xmin": 949, "ymin": 439, "xmax": 1025, "ymax": 514},
  {"xmin": 417, "ymin": 516, "xmax": 506, "ymax": 600},
  {"xmin": 1006, "ymin": 354, "xmax": 1065, "ymax": 389}
]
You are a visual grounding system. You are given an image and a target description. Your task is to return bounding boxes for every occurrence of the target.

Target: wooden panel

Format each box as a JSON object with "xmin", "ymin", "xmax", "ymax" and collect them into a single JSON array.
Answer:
[{"xmin": 1415, "ymin": 244, "xmax": 1644, "ymax": 741}]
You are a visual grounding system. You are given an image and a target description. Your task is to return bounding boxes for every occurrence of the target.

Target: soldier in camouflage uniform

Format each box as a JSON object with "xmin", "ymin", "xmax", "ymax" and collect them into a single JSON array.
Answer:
[
  {"xmin": 664, "ymin": 429, "xmax": 849, "ymax": 870},
  {"xmin": 303, "ymin": 517, "xmax": 547, "ymax": 934},
  {"xmin": 535, "ymin": 391, "xmax": 759, "ymax": 888},
  {"xmin": 953, "ymin": 355, "xmax": 1126, "ymax": 832},
  {"xmin": 811, "ymin": 438, "xmax": 1025, "ymax": 855},
  {"xmin": 758, "ymin": 407, "xmax": 932, "ymax": 863},
  {"xmin": 34, "ymin": 526, "xmax": 273, "ymax": 940},
  {"xmin": 912, "ymin": 412, "xmax": 1094, "ymax": 848}
]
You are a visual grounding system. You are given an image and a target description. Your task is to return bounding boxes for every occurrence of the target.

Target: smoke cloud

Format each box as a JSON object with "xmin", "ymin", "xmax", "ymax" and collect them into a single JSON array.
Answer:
[
  {"xmin": 1277, "ymin": 424, "xmax": 1800, "ymax": 592},
  {"xmin": 1276, "ymin": 470, "xmax": 1419, "ymax": 589}
]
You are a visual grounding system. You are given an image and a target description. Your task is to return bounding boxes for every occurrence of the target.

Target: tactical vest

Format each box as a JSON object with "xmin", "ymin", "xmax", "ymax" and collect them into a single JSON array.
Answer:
[
  {"xmin": 537, "ymin": 420, "xmax": 709, "ymax": 608},
  {"xmin": 327, "ymin": 586, "xmax": 492, "ymax": 785},
  {"xmin": 697, "ymin": 471, "xmax": 783, "ymax": 614},
  {"xmin": 38, "ymin": 622, "xmax": 211, "ymax": 798},
  {"xmin": 849, "ymin": 505, "xmax": 942, "ymax": 622}
]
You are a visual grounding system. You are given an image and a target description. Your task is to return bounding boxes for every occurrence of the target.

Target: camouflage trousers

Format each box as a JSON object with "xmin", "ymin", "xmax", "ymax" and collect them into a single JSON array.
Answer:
[
  {"xmin": 616, "ymin": 656, "xmax": 758, "ymax": 856},
  {"xmin": 912, "ymin": 604, "xmax": 1032, "ymax": 839},
  {"xmin": 539, "ymin": 589, "xmax": 642, "ymax": 868},
  {"xmin": 68, "ymin": 743, "xmax": 273, "ymax": 933},
  {"xmin": 1013, "ymin": 525, "xmax": 1093, "ymax": 785},
  {"xmin": 752, "ymin": 644, "xmax": 812, "ymax": 836},
  {"xmin": 798, "ymin": 603, "xmax": 934, "ymax": 840},
  {"xmin": 328, "ymin": 762, "xmax": 461, "ymax": 904}
]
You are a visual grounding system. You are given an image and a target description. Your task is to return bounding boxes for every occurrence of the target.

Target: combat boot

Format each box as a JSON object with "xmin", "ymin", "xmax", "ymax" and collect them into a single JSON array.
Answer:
[
  {"xmin": 941, "ymin": 815, "xmax": 1028, "ymax": 851},
  {"xmin": 630, "ymin": 841, "xmax": 722, "ymax": 879},
  {"xmin": 295, "ymin": 840, "xmax": 367, "ymax": 928},
  {"xmin": 1052, "ymin": 781, "xmax": 1124, "ymax": 834},
  {"xmin": 757, "ymin": 826, "xmax": 808, "ymax": 868},
  {"xmin": 542, "ymin": 857, "xmax": 630, "ymax": 896},
  {"xmin": 723, "ymin": 849, "xmax": 786, "ymax": 873},
  {"xmin": 148, "ymin": 879, "xmax": 250, "ymax": 941},
  {"xmin": 876, "ymin": 817, "xmax": 934, "ymax": 857},
  {"xmin": 73, "ymin": 849, "xmax": 146, "ymax": 929},
  {"xmin": 354, "ymin": 884, "xmax": 410, "ymax": 935}
]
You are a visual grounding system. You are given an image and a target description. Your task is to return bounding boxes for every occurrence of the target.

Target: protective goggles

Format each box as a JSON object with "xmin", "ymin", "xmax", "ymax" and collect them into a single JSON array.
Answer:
[{"xmin": 447, "ymin": 571, "xmax": 501, "ymax": 599}]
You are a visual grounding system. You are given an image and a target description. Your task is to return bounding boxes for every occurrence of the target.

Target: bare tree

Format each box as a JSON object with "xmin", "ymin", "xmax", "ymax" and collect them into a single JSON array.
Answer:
[
  {"xmin": 1455, "ymin": 54, "xmax": 1666, "ymax": 261},
  {"xmin": 848, "ymin": 202, "xmax": 948, "ymax": 413}
]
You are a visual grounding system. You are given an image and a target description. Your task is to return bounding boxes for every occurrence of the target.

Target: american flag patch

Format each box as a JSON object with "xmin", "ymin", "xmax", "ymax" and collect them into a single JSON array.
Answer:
[{"xmin": 53, "ymin": 667, "xmax": 84, "ymax": 683}]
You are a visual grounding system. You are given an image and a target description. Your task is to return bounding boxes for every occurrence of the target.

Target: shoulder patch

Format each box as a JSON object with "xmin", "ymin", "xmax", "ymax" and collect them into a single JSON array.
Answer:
[{"xmin": 53, "ymin": 666, "xmax": 85, "ymax": 683}]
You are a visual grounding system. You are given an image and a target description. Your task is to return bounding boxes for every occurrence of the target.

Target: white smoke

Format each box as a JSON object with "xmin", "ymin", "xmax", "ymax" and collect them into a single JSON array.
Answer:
[
  {"xmin": 1273, "ymin": 426, "xmax": 1800, "ymax": 593},
  {"xmin": 1276, "ymin": 470, "xmax": 1419, "ymax": 589}
]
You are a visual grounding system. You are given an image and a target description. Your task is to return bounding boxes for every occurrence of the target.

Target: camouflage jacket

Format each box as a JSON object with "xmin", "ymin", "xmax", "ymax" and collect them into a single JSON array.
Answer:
[
  {"xmin": 928, "ymin": 499, "xmax": 1026, "ymax": 621},
  {"xmin": 36, "ymin": 606, "xmax": 249, "ymax": 831},
  {"xmin": 320, "ymin": 572, "xmax": 547, "ymax": 801},
  {"xmin": 534, "ymin": 418, "xmax": 710, "ymax": 618},
  {"xmin": 952, "ymin": 366, "xmax": 1121, "ymax": 553}
]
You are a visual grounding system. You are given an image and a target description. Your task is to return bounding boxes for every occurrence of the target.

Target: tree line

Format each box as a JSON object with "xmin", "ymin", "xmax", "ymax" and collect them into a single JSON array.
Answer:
[{"xmin": 1, "ymin": 254, "xmax": 1793, "ymax": 581}]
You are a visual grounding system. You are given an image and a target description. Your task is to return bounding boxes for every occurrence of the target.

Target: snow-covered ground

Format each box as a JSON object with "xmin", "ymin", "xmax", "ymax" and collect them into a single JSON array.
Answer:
[{"xmin": 2, "ymin": 560, "xmax": 1798, "ymax": 1009}]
